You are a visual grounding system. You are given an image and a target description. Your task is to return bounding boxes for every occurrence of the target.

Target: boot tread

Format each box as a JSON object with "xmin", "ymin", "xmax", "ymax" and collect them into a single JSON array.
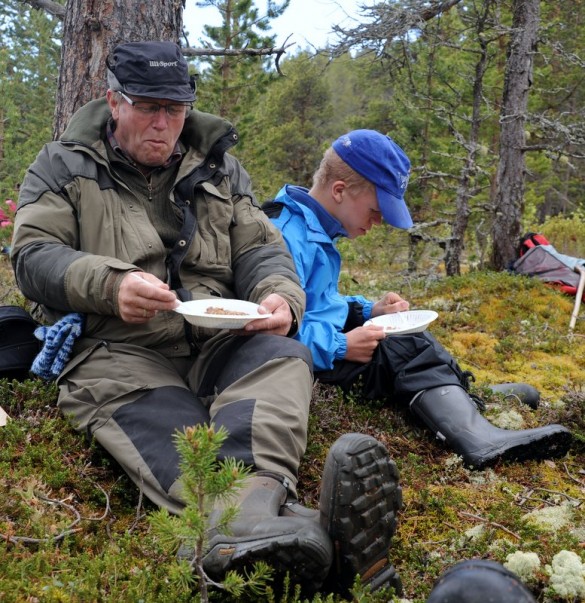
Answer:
[{"xmin": 320, "ymin": 433, "xmax": 403, "ymax": 595}]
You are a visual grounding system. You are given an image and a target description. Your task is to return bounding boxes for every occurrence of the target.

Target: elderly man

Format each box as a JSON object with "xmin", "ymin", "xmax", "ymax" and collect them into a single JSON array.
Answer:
[{"xmin": 11, "ymin": 42, "xmax": 402, "ymax": 595}]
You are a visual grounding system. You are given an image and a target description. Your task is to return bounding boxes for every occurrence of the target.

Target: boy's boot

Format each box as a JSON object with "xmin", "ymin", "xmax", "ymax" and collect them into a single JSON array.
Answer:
[
  {"xmin": 319, "ymin": 433, "xmax": 403, "ymax": 596},
  {"xmin": 410, "ymin": 385, "xmax": 572, "ymax": 469},
  {"xmin": 487, "ymin": 382, "xmax": 540, "ymax": 409},
  {"xmin": 426, "ymin": 559, "xmax": 537, "ymax": 602},
  {"xmin": 202, "ymin": 471, "xmax": 333, "ymax": 592}
]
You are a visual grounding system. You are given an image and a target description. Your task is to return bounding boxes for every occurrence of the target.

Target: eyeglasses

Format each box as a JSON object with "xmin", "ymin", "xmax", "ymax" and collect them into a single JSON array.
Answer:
[{"xmin": 118, "ymin": 92, "xmax": 192, "ymax": 119}]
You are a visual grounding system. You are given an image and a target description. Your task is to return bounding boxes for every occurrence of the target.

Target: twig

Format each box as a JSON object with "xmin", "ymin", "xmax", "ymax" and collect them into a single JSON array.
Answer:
[
  {"xmin": 127, "ymin": 469, "xmax": 146, "ymax": 533},
  {"xmin": 1, "ymin": 527, "xmax": 83, "ymax": 545},
  {"xmin": 81, "ymin": 482, "xmax": 111, "ymax": 521},
  {"xmin": 458, "ymin": 511, "xmax": 521, "ymax": 540},
  {"xmin": 1, "ymin": 493, "xmax": 82, "ymax": 545},
  {"xmin": 530, "ymin": 487, "xmax": 583, "ymax": 507},
  {"xmin": 182, "ymin": 42, "xmax": 295, "ymax": 60},
  {"xmin": 0, "ymin": 480, "xmax": 113, "ymax": 545},
  {"xmin": 274, "ymin": 35, "xmax": 294, "ymax": 76},
  {"xmin": 564, "ymin": 462, "xmax": 585, "ymax": 487}
]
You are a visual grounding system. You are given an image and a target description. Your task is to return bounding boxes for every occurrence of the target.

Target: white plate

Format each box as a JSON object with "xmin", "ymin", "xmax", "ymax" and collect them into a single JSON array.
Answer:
[
  {"xmin": 365, "ymin": 310, "xmax": 439, "ymax": 336},
  {"xmin": 174, "ymin": 299, "xmax": 271, "ymax": 329}
]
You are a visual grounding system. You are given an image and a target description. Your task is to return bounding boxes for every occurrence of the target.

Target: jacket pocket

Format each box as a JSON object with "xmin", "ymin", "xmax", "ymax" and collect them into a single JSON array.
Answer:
[{"xmin": 188, "ymin": 180, "xmax": 233, "ymax": 267}]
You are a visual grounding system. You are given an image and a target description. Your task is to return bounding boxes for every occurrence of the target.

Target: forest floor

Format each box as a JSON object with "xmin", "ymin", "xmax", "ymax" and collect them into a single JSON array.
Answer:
[{"xmin": 1, "ymin": 231, "xmax": 584, "ymax": 602}]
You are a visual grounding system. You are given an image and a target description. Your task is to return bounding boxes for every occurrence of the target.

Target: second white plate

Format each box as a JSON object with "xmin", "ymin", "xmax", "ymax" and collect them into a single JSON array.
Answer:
[
  {"xmin": 174, "ymin": 299, "xmax": 271, "ymax": 329},
  {"xmin": 365, "ymin": 310, "xmax": 439, "ymax": 336}
]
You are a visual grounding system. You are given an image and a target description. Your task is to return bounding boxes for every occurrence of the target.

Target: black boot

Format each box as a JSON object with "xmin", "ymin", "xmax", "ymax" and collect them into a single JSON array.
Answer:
[
  {"xmin": 487, "ymin": 382, "xmax": 540, "ymax": 409},
  {"xmin": 426, "ymin": 559, "xmax": 537, "ymax": 602},
  {"xmin": 202, "ymin": 471, "xmax": 333, "ymax": 592},
  {"xmin": 319, "ymin": 433, "xmax": 403, "ymax": 596},
  {"xmin": 410, "ymin": 385, "xmax": 572, "ymax": 469}
]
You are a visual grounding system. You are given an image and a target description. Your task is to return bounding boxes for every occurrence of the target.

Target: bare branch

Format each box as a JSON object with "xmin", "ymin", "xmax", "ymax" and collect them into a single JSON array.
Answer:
[
  {"xmin": 20, "ymin": 0, "xmax": 65, "ymax": 18},
  {"xmin": 330, "ymin": 0, "xmax": 465, "ymax": 55},
  {"xmin": 20, "ymin": 0, "xmax": 295, "ymax": 63},
  {"xmin": 181, "ymin": 41, "xmax": 294, "ymax": 58}
]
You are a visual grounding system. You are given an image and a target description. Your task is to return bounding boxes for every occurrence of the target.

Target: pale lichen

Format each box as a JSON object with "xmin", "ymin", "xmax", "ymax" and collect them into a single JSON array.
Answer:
[
  {"xmin": 504, "ymin": 550, "xmax": 541, "ymax": 583},
  {"xmin": 522, "ymin": 502, "xmax": 573, "ymax": 532},
  {"xmin": 487, "ymin": 409, "xmax": 525, "ymax": 430},
  {"xmin": 465, "ymin": 524, "xmax": 485, "ymax": 540},
  {"xmin": 468, "ymin": 467, "xmax": 498, "ymax": 486},
  {"xmin": 545, "ymin": 550, "xmax": 585, "ymax": 599}
]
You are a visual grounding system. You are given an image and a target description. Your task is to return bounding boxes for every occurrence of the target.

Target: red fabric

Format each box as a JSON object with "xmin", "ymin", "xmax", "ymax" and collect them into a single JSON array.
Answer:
[
  {"xmin": 519, "ymin": 232, "xmax": 551, "ymax": 256},
  {"xmin": 0, "ymin": 208, "xmax": 12, "ymax": 228}
]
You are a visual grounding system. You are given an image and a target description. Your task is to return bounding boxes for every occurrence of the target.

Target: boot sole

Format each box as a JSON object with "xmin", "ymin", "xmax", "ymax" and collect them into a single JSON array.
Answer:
[
  {"xmin": 467, "ymin": 428, "xmax": 572, "ymax": 470},
  {"xmin": 203, "ymin": 523, "xmax": 331, "ymax": 592},
  {"xmin": 320, "ymin": 433, "xmax": 403, "ymax": 595}
]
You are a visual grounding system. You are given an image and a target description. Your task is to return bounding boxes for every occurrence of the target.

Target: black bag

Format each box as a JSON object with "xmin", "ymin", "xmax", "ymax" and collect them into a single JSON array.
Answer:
[{"xmin": 0, "ymin": 305, "xmax": 41, "ymax": 380}]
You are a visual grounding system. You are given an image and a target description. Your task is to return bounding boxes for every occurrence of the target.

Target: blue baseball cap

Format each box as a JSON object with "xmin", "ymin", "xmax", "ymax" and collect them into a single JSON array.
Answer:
[{"xmin": 332, "ymin": 130, "xmax": 413, "ymax": 229}]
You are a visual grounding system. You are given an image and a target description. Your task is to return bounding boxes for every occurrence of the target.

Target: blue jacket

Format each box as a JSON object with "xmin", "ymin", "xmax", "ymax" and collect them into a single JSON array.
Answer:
[{"xmin": 270, "ymin": 185, "xmax": 374, "ymax": 371}]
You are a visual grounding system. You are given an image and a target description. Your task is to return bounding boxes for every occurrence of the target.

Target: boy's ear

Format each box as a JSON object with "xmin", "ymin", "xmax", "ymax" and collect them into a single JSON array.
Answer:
[{"xmin": 331, "ymin": 180, "xmax": 346, "ymax": 204}]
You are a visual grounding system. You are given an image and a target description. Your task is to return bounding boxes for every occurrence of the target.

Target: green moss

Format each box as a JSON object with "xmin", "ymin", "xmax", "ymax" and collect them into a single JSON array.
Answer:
[{"xmin": 1, "ymin": 254, "xmax": 584, "ymax": 602}]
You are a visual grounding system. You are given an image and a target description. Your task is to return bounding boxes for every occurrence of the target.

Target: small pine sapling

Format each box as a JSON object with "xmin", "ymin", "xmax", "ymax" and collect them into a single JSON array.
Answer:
[{"xmin": 149, "ymin": 423, "xmax": 273, "ymax": 601}]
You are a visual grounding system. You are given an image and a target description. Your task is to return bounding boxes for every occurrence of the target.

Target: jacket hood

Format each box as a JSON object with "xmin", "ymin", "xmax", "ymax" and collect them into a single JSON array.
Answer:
[{"xmin": 60, "ymin": 97, "xmax": 238, "ymax": 159}]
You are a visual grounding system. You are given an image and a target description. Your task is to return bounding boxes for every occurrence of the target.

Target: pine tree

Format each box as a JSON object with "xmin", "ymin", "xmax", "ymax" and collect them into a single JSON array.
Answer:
[
  {"xmin": 194, "ymin": 0, "xmax": 289, "ymax": 127},
  {"xmin": 0, "ymin": 0, "xmax": 60, "ymax": 199},
  {"xmin": 148, "ymin": 423, "xmax": 272, "ymax": 602}
]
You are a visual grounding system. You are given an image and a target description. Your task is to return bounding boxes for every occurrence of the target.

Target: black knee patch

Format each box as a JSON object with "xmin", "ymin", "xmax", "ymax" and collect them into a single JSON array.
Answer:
[
  {"xmin": 112, "ymin": 385, "xmax": 210, "ymax": 491},
  {"xmin": 213, "ymin": 398, "xmax": 255, "ymax": 467}
]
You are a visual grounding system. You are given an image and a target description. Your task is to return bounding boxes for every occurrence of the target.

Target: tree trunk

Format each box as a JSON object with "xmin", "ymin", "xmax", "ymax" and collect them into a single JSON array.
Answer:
[
  {"xmin": 53, "ymin": 0, "xmax": 184, "ymax": 139},
  {"xmin": 443, "ymin": 2, "xmax": 491, "ymax": 276},
  {"xmin": 490, "ymin": 0, "xmax": 539, "ymax": 270}
]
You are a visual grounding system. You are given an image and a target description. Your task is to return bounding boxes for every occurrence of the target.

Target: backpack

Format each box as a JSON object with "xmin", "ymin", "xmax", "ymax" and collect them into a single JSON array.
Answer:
[
  {"xmin": 512, "ymin": 232, "xmax": 585, "ymax": 297},
  {"xmin": 517, "ymin": 232, "xmax": 552, "ymax": 256},
  {"xmin": 0, "ymin": 306, "xmax": 41, "ymax": 381}
]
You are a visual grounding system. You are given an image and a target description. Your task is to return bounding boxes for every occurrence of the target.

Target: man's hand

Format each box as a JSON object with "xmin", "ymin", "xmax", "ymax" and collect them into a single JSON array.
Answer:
[
  {"xmin": 242, "ymin": 293, "xmax": 294, "ymax": 336},
  {"xmin": 118, "ymin": 272, "xmax": 179, "ymax": 324},
  {"xmin": 344, "ymin": 325, "xmax": 386, "ymax": 363},
  {"xmin": 371, "ymin": 292, "xmax": 409, "ymax": 318}
]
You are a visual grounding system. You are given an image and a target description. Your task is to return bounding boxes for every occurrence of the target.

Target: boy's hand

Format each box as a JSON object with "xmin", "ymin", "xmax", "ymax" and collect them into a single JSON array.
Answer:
[{"xmin": 371, "ymin": 292, "xmax": 409, "ymax": 317}]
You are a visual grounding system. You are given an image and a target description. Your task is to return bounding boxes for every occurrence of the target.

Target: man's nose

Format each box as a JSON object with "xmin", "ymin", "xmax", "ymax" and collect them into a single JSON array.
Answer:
[{"xmin": 151, "ymin": 108, "xmax": 170, "ymax": 128}]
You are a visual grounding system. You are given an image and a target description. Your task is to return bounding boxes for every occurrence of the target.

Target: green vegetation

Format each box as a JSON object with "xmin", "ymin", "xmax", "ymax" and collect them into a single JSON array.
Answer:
[
  {"xmin": 1, "ymin": 236, "xmax": 584, "ymax": 601},
  {"xmin": 149, "ymin": 425, "xmax": 271, "ymax": 602}
]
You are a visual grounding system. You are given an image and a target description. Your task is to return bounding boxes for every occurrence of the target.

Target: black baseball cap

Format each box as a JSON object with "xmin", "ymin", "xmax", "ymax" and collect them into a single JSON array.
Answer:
[{"xmin": 106, "ymin": 41, "xmax": 196, "ymax": 102}]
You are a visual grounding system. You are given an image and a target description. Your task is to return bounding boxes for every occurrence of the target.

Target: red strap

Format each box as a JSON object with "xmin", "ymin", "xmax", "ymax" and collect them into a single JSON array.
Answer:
[{"xmin": 531, "ymin": 233, "xmax": 550, "ymax": 246}]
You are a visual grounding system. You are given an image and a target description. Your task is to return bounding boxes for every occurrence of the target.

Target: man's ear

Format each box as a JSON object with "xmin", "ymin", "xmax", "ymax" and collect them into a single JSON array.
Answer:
[{"xmin": 106, "ymin": 89, "xmax": 120, "ymax": 117}]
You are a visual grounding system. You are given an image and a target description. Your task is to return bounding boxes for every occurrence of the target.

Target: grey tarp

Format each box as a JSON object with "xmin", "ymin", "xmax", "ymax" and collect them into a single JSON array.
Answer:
[{"xmin": 512, "ymin": 244, "xmax": 585, "ymax": 290}]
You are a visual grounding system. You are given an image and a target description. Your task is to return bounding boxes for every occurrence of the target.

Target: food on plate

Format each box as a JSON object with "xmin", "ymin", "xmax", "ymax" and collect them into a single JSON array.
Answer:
[{"xmin": 205, "ymin": 306, "xmax": 249, "ymax": 316}]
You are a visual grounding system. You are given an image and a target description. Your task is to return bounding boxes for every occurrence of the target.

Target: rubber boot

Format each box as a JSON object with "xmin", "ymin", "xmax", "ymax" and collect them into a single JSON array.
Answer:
[
  {"xmin": 410, "ymin": 385, "xmax": 572, "ymax": 469},
  {"xmin": 280, "ymin": 497, "xmax": 320, "ymax": 522},
  {"xmin": 202, "ymin": 471, "xmax": 333, "ymax": 593},
  {"xmin": 426, "ymin": 559, "xmax": 537, "ymax": 602},
  {"xmin": 487, "ymin": 382, "xmax": 540, "ymax": 409},
  {"xmin": 319, "ymin": 433, "xmax": 403, "ymax": 597}
]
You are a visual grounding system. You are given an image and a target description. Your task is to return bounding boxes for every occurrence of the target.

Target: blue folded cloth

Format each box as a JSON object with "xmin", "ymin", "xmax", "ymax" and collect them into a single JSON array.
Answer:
[{"xmin": 31, "ymin": 313, "xmax": 85, "ymax": 381}]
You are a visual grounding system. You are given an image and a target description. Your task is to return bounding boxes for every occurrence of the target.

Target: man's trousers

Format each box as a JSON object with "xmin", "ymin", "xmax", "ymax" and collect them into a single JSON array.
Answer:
[{"xmin": 57, "ymin": 333, "xmax": 313, "ymax": 514}]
